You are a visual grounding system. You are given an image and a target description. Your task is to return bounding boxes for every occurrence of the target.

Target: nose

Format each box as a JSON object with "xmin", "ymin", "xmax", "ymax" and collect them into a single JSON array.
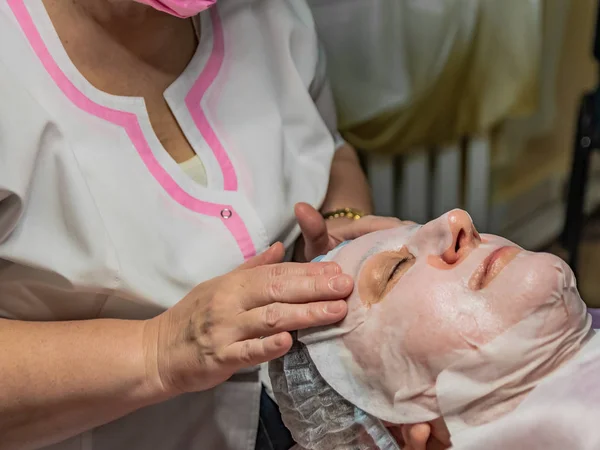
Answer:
[{"xmin": 441, "ymin": 209, "xmax": 480, "ymax": 264}]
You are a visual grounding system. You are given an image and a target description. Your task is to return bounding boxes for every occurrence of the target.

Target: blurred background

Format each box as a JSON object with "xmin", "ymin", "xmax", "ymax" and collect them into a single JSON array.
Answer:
[{"xmin": 308, "ymin": 0, "xmax": 600, "ymax": 307}]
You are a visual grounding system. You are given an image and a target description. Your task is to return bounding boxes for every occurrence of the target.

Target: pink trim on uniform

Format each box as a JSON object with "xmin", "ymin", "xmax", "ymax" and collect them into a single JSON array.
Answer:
[
  {"xmin": 7, "ymin": 0, "xmax": 256, "ymax": 259},
  {"xmin": 185, "ymin": 7, "xmax": 238, "ymax": 191}
]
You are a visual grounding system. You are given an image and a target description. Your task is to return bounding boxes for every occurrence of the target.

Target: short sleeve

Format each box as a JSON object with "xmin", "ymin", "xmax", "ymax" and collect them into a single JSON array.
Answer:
[
  {"xmin": 309, "ymin": 43, "xmax": 346, "ymax": 150},
  {"xmin": 0, "ymin": 59, "xmax": 44, "ymax": 243}
]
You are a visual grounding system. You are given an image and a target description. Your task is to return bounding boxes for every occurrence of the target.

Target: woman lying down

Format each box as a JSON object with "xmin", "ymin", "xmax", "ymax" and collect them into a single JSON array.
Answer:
[{"xmin": 269, "ymin": 209, "xmax": 600, "ymax": 450}]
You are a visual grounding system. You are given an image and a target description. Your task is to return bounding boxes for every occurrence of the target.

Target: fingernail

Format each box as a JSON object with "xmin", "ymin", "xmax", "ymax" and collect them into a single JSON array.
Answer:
[
  {"xmin": 322, "ymin": 263, "xmax": 341, "ymax": 275},
  {"xmin": 329, "ymin": 275, "xmax": 352, "ymax": 292},
  {"xmin": 325, "ymin": 301, "xmax": 346, "ymax": 314}
]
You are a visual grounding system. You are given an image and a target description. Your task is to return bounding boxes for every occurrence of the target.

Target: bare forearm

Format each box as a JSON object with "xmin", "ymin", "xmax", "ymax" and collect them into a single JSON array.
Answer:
[
  {"xmin": 0, "ymin": 317, "xmax": 168, "ymax": 450},
  {"xmin": 321, "ymin": 144, "xmax": 373, "ymax": 215}
]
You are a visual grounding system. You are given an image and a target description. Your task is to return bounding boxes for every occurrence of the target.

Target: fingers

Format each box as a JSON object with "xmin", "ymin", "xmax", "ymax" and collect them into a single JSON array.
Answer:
[
  {"xmin": 238, "ymin": 242, "xmax": 340, "ymax": 277},
  {"xmin": 233, "ymin": 300, "xmax": 348, "ymax": 341},
  {"xmin": 401, "ymin": 424, "xmax": 431, "ymax": 450},
  {"xmin": 295, "ymin": 203, "xmax": 330, "ymax": 260},
  {"xmin": 236, "ymin": 242, "xmax": 285, "ymax": 271},
  {"xmin": 427, "ymin": 418, "xmax": 452, "ymax": 450},
  {"xmin": 240, "ymin": 270, "xmax": 353, "ymax": 309},
  {"xmin": 220, "ymin": 332, "xmax": 293, "ymax": 369},
  {"xmin": 256, "ymin": 261, "xmax": 342, "ymax": 278}
]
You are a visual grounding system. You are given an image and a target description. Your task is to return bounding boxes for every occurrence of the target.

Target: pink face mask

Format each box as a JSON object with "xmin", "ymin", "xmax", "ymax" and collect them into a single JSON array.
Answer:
[{"xmin": 133, "ymin": 0, "xmax": 216, "ymax": 18}]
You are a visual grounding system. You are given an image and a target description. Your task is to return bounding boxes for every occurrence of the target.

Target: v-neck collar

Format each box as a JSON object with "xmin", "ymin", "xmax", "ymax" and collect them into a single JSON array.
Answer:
[
  {"xmin": 25, "ymin": 0, "xmax": 233, "ymax": 193},
  {"xmin": 9, "ymin": 0, "xmax": 257, "ymax": 260}
]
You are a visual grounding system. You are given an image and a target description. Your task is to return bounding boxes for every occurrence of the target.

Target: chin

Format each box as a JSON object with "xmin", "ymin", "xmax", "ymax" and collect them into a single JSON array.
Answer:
[
  {"xmin": 533, "ymin": 251, "xmax": 575, "ymax": 288},
  {"xmin": 519, "ymin": 251, "xmax": 588, "ymax": 329}
]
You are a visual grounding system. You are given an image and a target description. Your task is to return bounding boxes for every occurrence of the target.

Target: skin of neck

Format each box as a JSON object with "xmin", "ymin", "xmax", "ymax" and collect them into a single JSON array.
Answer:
[
  {"xmin": 64, "ymin": 0, "xmax": 159, "ymax": 26},
  {"xmin": 42, "ymin": 0, "xmax": 195, "ymax": 70}
]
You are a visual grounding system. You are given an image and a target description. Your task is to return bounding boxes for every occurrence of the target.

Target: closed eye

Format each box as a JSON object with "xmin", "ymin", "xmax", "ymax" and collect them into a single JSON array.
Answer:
[
  {"xmin": 379, "ymin": 253, "xmax": 416, "ymax": 297},
  {"xmin": 359, "ymin": 248, "xmax": 417, "ymax": 307},
  {"xmin": 388, "ymin": 257, "xmax": 409, "ymax": 282}
]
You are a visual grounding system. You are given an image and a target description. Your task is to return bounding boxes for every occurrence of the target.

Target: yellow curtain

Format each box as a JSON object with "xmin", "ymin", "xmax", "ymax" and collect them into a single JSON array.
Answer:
[{"xmin": 314, "ymin": 0, "xmax": 542, "ymax": 157}]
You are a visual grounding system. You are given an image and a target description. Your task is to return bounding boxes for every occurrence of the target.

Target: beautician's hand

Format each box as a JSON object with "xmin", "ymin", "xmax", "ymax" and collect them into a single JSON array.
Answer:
[
  {"xmin": 143, "ymin": 242, "xmax": 353, "ymax": 395},
  {"xmin": 400, "ymin": 423, "xmax": 451, "ymax": 450},
  {"xmin": 386, "ymin": 420, "xmax": 451, "ymax": 450},
  {"xmin": 293, "ymin": 202, "xmax": 404, "ymax": 262}
]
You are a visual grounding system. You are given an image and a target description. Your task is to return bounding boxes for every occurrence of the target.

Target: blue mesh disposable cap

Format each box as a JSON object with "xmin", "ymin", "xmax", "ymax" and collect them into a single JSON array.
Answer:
[{"xmin": 269, "ymin": 337, "xmax": 399, "ymax": 450}]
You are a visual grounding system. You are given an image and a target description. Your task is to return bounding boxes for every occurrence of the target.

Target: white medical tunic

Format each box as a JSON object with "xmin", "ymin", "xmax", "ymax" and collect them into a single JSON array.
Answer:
[{"xmin": 0, "ymin": 0, "xmax": 341, "ymax": 448}]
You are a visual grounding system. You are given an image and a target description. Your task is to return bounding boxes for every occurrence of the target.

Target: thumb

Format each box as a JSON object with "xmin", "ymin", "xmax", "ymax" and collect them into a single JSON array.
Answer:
[
  {"xmin": 237, "ymin": 242, "xmax": 285, "ymax": 271},
  {"xmin": 295, "ymin": 202, "xmax": 329, "ymax": 260}
]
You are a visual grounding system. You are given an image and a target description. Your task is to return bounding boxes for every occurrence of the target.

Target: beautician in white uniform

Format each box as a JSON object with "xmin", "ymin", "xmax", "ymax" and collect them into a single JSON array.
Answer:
[{"xmin": 0, "ymin": 0, "xmax": 401, "ymax": 449}]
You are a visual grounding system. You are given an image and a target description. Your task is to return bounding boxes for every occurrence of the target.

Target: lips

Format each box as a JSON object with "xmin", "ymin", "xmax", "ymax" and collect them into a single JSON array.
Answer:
[{"xmin": 469, "ymin": 246, "xmax": 521, "ymax": 290}]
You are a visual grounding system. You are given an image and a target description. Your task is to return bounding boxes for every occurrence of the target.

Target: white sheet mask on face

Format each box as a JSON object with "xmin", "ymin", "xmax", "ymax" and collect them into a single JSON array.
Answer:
[
  {"xmin": 449, "ymin": 330, "xmax": 600, "ymax": 450},
  {"xmin": 298, "ymin": 210, "xmax": 593, "ymax": 440}
]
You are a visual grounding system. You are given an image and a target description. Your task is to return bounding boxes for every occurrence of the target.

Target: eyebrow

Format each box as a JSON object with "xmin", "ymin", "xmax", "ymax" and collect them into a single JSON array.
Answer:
[
  {"xmin": 356, "ymin": 224, "xmax": 420, "ymax": 269},
  {"xmin": 357, "ymin": 242, "xmax": 384, "ymax": 269}
]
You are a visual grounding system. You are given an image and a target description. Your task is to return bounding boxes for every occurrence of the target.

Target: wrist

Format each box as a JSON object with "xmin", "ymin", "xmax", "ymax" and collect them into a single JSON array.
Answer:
[{"xmin": 141, "ymin": 317, "xmax": 179, "ymax": 402}]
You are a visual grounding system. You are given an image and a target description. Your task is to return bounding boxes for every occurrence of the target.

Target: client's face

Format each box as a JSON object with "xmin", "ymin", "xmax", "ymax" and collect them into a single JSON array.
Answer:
[
  {"xmin": 334, "ymin": 209, "xmax": 565, "ymax": 372},
  {"xmin": 297, "ymin": 209, "xmax": 587, "ymax": 449}
]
